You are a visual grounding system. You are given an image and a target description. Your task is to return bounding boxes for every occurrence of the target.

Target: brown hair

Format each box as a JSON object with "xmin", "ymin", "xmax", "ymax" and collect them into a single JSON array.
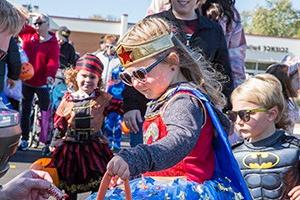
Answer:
[
  {"xmin": 205, "ymin": 2, "xmax": 224, "ymax": 21},
  {"xmin": 266, "ymin": 63, "xmax": 298, "ymax": 98}
]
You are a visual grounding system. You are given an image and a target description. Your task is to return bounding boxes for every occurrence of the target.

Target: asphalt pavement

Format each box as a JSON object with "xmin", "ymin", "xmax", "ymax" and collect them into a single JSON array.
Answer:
[{"xmin": 0, "ymin": 135, "xmax": 131, "ymax": 200}]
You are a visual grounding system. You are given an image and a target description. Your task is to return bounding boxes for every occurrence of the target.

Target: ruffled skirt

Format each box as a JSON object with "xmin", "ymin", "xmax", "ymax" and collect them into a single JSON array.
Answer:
[{"xmin": 51, "ymin": 137, "xmax": 113, "ymax": 193}]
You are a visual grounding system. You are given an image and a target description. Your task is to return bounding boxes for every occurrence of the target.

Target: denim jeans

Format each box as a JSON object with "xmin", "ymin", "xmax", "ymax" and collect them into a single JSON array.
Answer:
[{"xmin": 129, "ymin": 122, "xmax": 143, "ymax": 147}]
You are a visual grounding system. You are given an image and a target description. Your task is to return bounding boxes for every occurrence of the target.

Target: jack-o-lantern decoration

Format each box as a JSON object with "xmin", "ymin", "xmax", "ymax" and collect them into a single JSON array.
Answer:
[
  {"xmin": 19, "ymin": 62, "xmax": 34, "ymax": 80},
  {"xmin": 30, "ymin": 158, "xmax": 60, "ymax": 186}
]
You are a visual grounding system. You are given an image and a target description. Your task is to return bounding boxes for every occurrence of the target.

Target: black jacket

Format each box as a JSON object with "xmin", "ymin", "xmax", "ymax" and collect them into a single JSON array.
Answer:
[
  {"xmin": 123, "ymin": 9, "xmax": 233, "ymax": 114},
  {"xmin": 59, "ymin": 41, "xmax": 76, "ymax": 69},
  {"xmin": 151, "ymin": 9, "xmax": 233, "ymax": 97},
  {"xmin": 0, "ymin": 38, "xmax": 21, "ymax": 92}
]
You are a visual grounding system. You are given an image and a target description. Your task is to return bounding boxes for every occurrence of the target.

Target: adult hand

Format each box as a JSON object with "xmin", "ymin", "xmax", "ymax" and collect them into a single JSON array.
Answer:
[
  {"xmin": 123, "ymin": 109, "xmax": 143, "ymax": 133},
  {"xmin": 289, "ymin": 185, "xmax": 300, "ymax": 200},
  {"xmin": 6, "ymin": 78, "xmax": 16, "ymax": 89},
  {"xmin": 0, "ymin": 169, "xmax": 55, "ymax": 200},
  {"xmin": 106, "ymin": 156, "xmax": 130, "ymax": 180}
]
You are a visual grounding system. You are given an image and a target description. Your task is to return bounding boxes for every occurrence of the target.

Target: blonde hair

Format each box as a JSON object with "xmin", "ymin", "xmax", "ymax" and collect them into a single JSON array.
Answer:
[
  {"xmin": 119, "ymin": 17, "xmax": 226, "ymax": 107},
  {"xmin": 0, "ymin": 1, "xmax": 28, "ymax": 35},
  {"xmin": 231, "ymin": 74, "xmax": 290, "ymax": 128}
]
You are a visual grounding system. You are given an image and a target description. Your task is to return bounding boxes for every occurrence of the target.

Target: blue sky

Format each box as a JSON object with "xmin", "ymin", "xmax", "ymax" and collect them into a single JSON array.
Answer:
[{"xmin": 9, "ymin": 0, "xmax": 300, "ymax": 23}]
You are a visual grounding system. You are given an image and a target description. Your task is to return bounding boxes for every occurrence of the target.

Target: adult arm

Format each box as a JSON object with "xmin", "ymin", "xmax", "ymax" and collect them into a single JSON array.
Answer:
[
  {"xmin": 50, "ymin": 97, "xmax": 69, "ymax": 147},
  {"xmin": 225, "ymin": 8, "xmax": 247, "ymax": 87},
  {"xmin": 68, "ymin": 44, "xmax": 76, "ymax": 67},
  {"xmin": 6, "ymin": 38, "xmax": 21, "ymax": 81},
  {"xmin": 46, "ymin": 41, "xmax": 60, "ymax": 79}
]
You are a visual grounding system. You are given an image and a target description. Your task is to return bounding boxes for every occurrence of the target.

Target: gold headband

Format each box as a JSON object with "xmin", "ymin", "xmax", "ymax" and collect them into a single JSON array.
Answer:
[{"xmin": 116, "ymin": 33, "xmax": 175, "ymax": 68}]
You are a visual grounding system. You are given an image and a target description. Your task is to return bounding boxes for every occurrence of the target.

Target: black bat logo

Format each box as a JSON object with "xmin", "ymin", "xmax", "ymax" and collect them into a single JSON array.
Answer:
[{"xmin": 242, "ymin": 152, "xmax": 279, "ymax": 169}]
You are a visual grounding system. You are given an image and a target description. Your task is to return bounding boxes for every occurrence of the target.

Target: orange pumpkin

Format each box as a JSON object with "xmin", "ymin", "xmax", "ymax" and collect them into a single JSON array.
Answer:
[
  {"xmin": 121, "ymin": 121, "xmax": 130, "ymax": 135},
  {"xmin": 19, "ymin": 62, "xmax": 34, "ymax": 80},
  {"xmin": 30, "ymin": 158, "xmax": 60, "ymax": 186}
]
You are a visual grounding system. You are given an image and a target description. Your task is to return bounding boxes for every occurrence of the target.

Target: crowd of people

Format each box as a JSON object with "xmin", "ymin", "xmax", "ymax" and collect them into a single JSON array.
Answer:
[{"xmin": 0, "ymin": 0, "xmax": 299, "ymax": 199}]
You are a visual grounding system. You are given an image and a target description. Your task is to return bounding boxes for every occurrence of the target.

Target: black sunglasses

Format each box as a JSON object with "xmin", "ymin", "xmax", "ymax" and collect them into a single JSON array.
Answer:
[
  {"xmin": 34, "ymin": 21, "xmax": 46, "ymax": 26},
  {"xmin": 119, "ymin": 53, "xmax": 169, "ymax": 86},
  {"xmin": 226, "ymin": 108, "xmax": 268, "ymax": 122}
]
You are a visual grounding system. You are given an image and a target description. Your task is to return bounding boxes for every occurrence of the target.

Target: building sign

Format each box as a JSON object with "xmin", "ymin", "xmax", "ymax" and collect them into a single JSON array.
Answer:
[{"xmin": 247, "ymin": 45, "xmax": 288, "ymax": 53}]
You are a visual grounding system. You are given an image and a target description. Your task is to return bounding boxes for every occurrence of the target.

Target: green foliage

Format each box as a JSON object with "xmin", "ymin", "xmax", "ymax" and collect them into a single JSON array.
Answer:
[{"xmin": 241, "ymin": 0, "xmax": 300, "ymax": 37}]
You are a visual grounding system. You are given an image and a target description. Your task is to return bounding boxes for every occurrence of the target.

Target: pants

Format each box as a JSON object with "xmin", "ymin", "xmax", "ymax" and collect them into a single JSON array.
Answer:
[
  {"xmin": 8, "ymin": 97, "xmax": 20, "ymax": 111},
  {"xmin": 21, "ymin": 84, "xmax": 50, "ymax": 140}
]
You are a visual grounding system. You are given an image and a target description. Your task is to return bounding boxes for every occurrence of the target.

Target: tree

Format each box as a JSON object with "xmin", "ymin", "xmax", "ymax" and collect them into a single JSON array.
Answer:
[{"xmin": 241, "ymin": 0, "xmax": 300, "ymax": 37}]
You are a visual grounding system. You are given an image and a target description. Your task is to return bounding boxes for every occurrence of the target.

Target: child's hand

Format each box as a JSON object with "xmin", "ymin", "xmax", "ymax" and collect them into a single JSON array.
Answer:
[
  {"xmin": 289, "ymin": 185, "xmax": 300, "ymax": 200},
  {"xmin": 108, "ymin": 176, "xmax": 123, "ymax": 189},
  {"xmin": 106, "ymin": 156, "xmax": 130, "ymax": 180},
  {"xmin": 49, "ymin": 146, "xmax": 56, "ymax": 152}
]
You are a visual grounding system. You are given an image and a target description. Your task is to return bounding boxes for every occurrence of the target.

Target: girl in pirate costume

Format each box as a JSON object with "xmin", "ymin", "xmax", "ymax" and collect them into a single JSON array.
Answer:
[
  {"xmin": 102, "ymin": 17, "xmax": 252, "ymax": 199},
  {"xmin": 49, "ymin": 54, "xmax": 114, "ymax": 199}
]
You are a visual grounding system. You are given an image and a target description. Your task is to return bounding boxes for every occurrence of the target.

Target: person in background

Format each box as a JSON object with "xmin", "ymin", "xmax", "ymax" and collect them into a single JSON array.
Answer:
[
  {"xmin": 147, "ymin": 0, "xmax": 246, "ymax": 89},
  {"xmin": 2, "ymin": 37, "xmax": 24, "ymax": 111},
  {"xmin": 0, "ymin": 1, "xmax": 63, "ymax": 199},
  {"xmin": 266, "ymin": 63, "xmax": 300, "ymax": 133},
  {"xmin": 97, "ymin": 35, "xmax": 107, "ymax": 52},
  {"xmin": 94, "ymin": 34, "xmax": 120, "ymax": 91},
  {"xmin": 0, "ymin": 37, "xmax": 22, "ymax": 110},
  {"xmin": 149, "ymin": 0, "xmax": 233, "ymax": 98},
  {"xmin": 203, "ymin": 0, "xmax": 247, "ymax": 88},
  {"xmin": 281, "ymin": 55, "xmax": 300, "ymax": 94},
  {"xmin": 0, "ymin": 37, "xmax": 21, "ymax": 94},
  {"xmin": 56, "ymin": 26, "xmax": 76, "ymax": 69},
  {"xmin": 229, "ymin": 74, "xmax": 300, "ymax": 200},
  {"xmin": 18, "ymin": 13, "xmax": 60, "ymax": 151},
  {"xmin": 103, "ymin": 66, "xmax": 125, "ymax": 151}
]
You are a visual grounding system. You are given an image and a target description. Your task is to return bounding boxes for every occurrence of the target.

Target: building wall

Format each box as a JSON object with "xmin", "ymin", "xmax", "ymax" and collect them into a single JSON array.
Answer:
[
  {"xmin": 50, "ymin": 15, "xmax": 300, "ymax": 74},
  {"xmin": 51, "ymin": 16, "xmax": 129, "ymax": 56},
  {"xmin": 69, "ymin": 31, "xmax": 103, "ymax": 55},
  {"xmin": 245, "ymin": 35, "xmax": 300, "ymax": 74}
]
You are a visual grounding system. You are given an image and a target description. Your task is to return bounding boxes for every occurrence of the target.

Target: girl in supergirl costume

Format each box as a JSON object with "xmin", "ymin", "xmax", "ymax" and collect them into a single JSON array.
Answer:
[
  {"xmin": 105, "ymin": 17, "xmax": 252, "ymax": 199},
  {"xmin": 49, "ymin": 54, "xmax": 119, "ymax": 199}
]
